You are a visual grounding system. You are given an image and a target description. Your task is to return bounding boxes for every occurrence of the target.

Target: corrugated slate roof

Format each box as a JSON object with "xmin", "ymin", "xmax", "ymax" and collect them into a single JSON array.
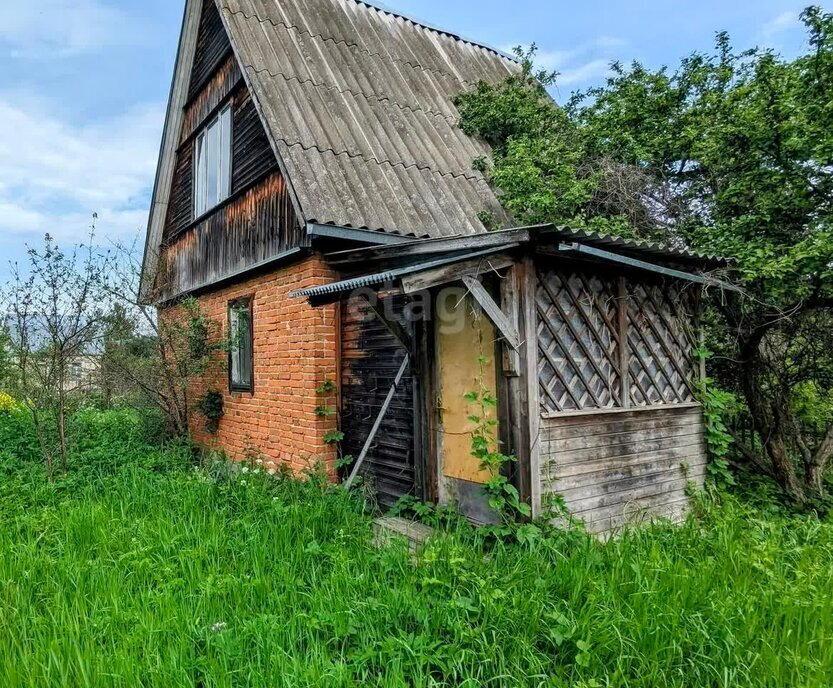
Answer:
[
  {"xmin": 544, "ymin": 226, "xmax": 726, "ymax": 265},
  {"xmin": 219, "ymin": 0, "xmax": 518, "ymax": 237}
]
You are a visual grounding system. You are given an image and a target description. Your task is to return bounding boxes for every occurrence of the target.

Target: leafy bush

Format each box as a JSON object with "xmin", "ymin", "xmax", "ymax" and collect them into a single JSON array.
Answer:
[{"xmin": 0, "ymin": 403, "xmax": 40, "ymax": 467}]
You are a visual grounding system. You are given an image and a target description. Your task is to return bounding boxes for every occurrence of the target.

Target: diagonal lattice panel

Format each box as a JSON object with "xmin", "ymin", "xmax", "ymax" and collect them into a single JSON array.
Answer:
[
  {"xmin": 537, "ymin": 270, "xmax": 621, "ymax": 413},
  {"xmin": 627, "ymin": 281, "xmax": 697, "ymax": 406}
]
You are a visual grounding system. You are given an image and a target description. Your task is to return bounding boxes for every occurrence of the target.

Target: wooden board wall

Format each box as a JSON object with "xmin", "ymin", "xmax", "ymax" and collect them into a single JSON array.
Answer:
[
  {"xmin": 164, "ymin": 83, "xmax": 280, "ymax": 245},
  {"xmin": 539, "ymin": 404, "xmax": 707, "ymax": 533},
  {"xmin": 340, "ymin": 296, "xmax": 417, "ymax": 509},
  {"xmin": 188, "ymin": 0, "xmax": 232, "ymax": 98},
  {"xmin": 153, "ymin": 1, "xmax": 298, "ymax": 301},
  {"xmin": 158, "ymin": 171, "xmax": 300, "ymax": 299}
]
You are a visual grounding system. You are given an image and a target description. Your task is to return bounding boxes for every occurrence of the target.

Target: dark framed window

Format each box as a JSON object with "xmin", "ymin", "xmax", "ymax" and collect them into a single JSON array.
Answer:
[{"xmin": 228, "ymin": 297, "xmax": 254, "ymax": 393}]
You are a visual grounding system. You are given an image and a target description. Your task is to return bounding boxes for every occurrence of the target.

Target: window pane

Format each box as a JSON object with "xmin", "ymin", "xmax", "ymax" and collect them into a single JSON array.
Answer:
[
  {"xmin": 230, "ymin": 307, "xmax": 241, "ymax": 383},
  {"xmin": 230, "ymin": 302, "xmax": 253, "ymax": 390},
  {"xmin": 195, "ymin": 133, "xmax": 207, "ymax": 216},
  {"xmin": 238, "ymin": 308, "xmax": 252, "ymax": 386},
  {"xmin": 218, "ymin": 107, "xmax": 231, "ymax": 202},
  {"xmin": 194, "ymin": 108, "xmax": 233, "ymax": 216},
  {"xmin": 206, "ymin": 118, "xmax": 219, "ymax": 209}
]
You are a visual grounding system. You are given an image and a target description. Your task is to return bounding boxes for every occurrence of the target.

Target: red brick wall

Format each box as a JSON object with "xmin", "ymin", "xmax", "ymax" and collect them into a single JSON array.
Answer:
[{"xmin": 160, "ymin": 254, "xmax": 340, "ymax": 476}]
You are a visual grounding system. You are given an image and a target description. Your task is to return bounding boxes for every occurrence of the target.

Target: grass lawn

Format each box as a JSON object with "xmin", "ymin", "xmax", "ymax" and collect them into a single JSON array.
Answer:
[{"xmin": 0, "ymin": 409, "xmax": 832, "ymax": 687}]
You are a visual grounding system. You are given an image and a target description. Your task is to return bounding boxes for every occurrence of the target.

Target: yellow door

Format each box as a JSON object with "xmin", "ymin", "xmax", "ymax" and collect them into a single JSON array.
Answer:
[{"xmin": 436, "ymin": 292, "xmax": 500, "ymax": 484}]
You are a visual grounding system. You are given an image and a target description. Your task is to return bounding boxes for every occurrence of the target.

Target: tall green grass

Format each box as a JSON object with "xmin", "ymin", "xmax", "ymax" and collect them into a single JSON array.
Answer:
[{"xmin": 0, "ymin": 408, "xmax": 831, "ymax": 687}]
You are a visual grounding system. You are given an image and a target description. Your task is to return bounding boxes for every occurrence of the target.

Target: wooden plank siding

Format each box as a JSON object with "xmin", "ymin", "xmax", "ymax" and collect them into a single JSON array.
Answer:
[
  {"xmin": 164, "ymin": 84, "xmax": 280, "ymax": 244},
  {"xmin": 154, "ymin": 3, "xmax": 297, "ymax": 301},
  {"xmin": 539, "ymin": 404, "xmax": 707, "ymax": 532},
  {"xmin": 232, "ymin": 90, "xmax": 279, "ymax": 193},
  {"xmin": 340, "ymin": 296, "xmax": 417, "ymax": 510},
  {"xmin": 188, "ymin": 0, "xmax": 232, "ymax": 99},
  {"xmin": 158, "ymin": 172, "xmax": 300, "ymax": 299},
  {"xmin": 181, "ymin": 54, "xmax": 243, "ymax": 144}
]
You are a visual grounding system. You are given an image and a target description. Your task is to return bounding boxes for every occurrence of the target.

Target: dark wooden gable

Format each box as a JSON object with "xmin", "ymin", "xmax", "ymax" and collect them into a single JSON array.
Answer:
[
  {"xmin": 188, "ymin": 0, "xmax": 232, "ymax": 99},
  {"xmin": 155, "ymin": 0, "xmax": 302, "ymax": 300}
]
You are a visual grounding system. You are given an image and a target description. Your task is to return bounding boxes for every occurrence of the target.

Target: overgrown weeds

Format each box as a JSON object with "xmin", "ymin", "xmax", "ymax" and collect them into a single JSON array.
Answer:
[{"xmin": 0, "ymin": 408, "xmax": 831, "ymax": 687}]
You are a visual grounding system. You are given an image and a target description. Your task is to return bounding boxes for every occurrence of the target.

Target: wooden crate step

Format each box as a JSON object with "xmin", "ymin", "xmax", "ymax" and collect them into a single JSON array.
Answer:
[{"xmin": 372, "ymin": 516, "xmax": 434, "ymax": 553}]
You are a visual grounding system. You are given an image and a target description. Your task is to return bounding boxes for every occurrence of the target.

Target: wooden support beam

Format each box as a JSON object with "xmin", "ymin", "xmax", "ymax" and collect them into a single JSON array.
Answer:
[
  {"xmin": 553, "ymin": 242, "xmax": 740, "ymax": 292},
  {"xmin": 499, "ymin": 268, "xmax": 522, "ymax": 376},
  {"xmin": 461, "ymin": 275, "xmax": 522, "ymax": 351},
  {"xmin": 522, "ymin": 257, "xmax": 542, "ymax": 518},
  {"xmin": 344, "ymin": 355, "xmax": 410, "ymax": 490},
  {"xmin": 326, "ymin": 228, "xmax": 532, "ymax": 266},
  {"xmin": 500, "ymin": 259, "xmax": 540, "ymax": 518},
  {"xmin": 400, "ymin": 252, "xmax": 516, "ymax": 294}
]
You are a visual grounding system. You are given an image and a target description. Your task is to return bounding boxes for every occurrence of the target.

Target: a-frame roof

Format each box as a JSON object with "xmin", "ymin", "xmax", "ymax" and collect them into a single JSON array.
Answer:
[
  {"xmin": 221, "ymin": 0, "xmax": 517, "ymax": 236},
  {"xmin": 142, "ymin": 0, "xmax": 520, "ymax": 297}
]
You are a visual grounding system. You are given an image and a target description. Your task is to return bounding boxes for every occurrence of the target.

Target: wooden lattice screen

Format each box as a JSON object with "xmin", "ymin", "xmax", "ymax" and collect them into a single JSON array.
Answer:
[
  {"xmin": 627, "ymin": 282, "xmax": 697, "ymax": 406},
  {"xmin": 537, "ymin": 272, "xmax": 620, "ymax": 412},
  {"xmin": 537, "ymin": 268, "xmax": 699, "ymax": 414}
]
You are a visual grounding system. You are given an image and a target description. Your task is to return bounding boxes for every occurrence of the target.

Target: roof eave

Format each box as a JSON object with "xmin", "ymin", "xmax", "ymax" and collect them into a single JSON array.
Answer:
[{"xmin": 139, "ymin": 0, "xmax": 203, "ymax": 304}]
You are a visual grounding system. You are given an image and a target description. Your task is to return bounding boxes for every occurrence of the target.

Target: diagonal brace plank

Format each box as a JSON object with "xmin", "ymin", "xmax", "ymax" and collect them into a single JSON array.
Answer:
[
  {"xmin": 360, "ymin": 294, "xmax": 413, "ymax": 353},
  {"xmin": 462, "ymin": 275, "xmax": 522, "ymax": 351},
  {"xmin": 344, "ymin": 355, "xmax": 410, "ymax": 490}
]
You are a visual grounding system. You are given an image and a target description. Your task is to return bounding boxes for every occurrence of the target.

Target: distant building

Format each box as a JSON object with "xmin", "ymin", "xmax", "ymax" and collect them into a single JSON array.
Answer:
[{"xmin": 2, "ymin": 315, "xmax": 101, "ymax": 393}]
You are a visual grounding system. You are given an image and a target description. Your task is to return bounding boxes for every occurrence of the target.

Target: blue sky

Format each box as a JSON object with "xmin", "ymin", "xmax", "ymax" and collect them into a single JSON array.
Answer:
[{"xmin": 0, "ymin": 0, "xmax": 816, "ymax": 280}]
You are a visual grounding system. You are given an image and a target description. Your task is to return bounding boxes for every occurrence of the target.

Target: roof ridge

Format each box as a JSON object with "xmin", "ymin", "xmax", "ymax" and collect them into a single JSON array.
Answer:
[
  {"xmin": 244, "ymin": 65, "xmax": 458, "ymax": 123},
  {"xmin": 279, "ymin": 140, "xmax": 486, "ymax": 182},
  {"xmin": 223, "ymin": 7, "xmax": 491, "ymax": 88},
  {"xmin": 343, "ymin": 0, "xmax": 521, "ymax": 64}
]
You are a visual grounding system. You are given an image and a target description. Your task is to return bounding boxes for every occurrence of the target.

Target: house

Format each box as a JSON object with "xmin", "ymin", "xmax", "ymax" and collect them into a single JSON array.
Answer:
[
  {"xmin": 3, "ymin": 316, "xmax": 101, "ymax": 393},
  {"xmin": 142, "ymin": 0, "xmax": 725, "ymax": 531}
]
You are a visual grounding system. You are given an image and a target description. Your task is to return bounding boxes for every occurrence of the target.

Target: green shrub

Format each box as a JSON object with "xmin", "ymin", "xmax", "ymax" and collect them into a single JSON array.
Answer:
[{"xmin": 0, "ymin": 405, "xmax": 40, "ymax": 466}]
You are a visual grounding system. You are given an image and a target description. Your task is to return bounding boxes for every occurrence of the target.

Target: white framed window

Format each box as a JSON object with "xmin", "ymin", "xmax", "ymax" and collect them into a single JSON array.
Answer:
[{"xmin": 194, "ymin": 105, "xmax": 232, "ymax": 217}]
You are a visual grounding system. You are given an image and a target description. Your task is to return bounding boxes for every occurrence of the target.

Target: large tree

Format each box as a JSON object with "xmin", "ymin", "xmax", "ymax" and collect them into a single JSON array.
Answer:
[{"xmin": 455, "ymin": 8, "xmax": 833, "ymax": 502}]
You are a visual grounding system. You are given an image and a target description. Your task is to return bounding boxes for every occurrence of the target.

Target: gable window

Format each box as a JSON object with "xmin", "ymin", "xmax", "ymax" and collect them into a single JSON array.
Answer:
[
  {"xmin": 194, "ymin": 105, "xmax": 232, "ymax": 217},
  {"xmin": 228, "ymin": 297, "xmax": 254, "ymax": 392}
]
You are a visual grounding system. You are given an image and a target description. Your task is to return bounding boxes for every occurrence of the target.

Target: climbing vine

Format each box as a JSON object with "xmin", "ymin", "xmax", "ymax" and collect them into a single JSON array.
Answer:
[
  {"xmin": 466, "ymin": 305, "xmax": 532, "ymax": 529},
  {"xmin": 694, "ymin": 345, "xmax": 737, "ymax": 487},
  {"xmin": 316, "ymin": 379, "xmax": 352, "ymax": 469},
  {"xmin": 196, "ymin": 389, "xmax": 224, "ymax": 434}
]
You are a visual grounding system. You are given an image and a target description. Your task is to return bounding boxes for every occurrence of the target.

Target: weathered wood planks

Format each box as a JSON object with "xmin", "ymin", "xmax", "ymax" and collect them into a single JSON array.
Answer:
[{"xmin": 539, "ymin": 404, "xmax": 707, "ymax": 533}]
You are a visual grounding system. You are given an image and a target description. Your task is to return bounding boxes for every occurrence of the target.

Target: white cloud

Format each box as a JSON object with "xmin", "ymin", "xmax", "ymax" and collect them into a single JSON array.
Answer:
[
  {"xmin": 0, "ymin": 93, "xmax": 164, "ymax": 251},
  {"xmin": 502, "ymin": 36, "xmax": 623, "ymax": 88},
  {"xmin": 557, "ymin": 59, "xmax": 614, "ymax": 86},
  {"xmin": 594, "ymin": 36, "xmax": 627, "ymax": 50},
  {"xmin": 0, "ymin": 0, "xmax": 151, "ymax": 59},
  {"xmin": 762, "ymin": 11, "xmax": 801, "ymax": 39}
]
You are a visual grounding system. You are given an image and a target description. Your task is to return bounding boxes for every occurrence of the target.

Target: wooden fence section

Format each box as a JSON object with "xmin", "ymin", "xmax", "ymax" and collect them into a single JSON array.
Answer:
[
  {"xmin": 539, "ymin": 404, "xmax": 707, "ymax": 532},
  {"xmin": 627, "ymin": 282, "xmax": 698, "ymax": 406},
  {"xmin": 536, "ymin": 266, "xmax": 699, "ymax": 414}
]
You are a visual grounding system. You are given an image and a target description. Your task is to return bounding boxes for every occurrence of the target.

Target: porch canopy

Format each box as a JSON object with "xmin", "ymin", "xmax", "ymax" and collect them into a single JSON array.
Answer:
[{"xmin": 293, "ymin": 224, "xmax": 732, "ymax": 308}]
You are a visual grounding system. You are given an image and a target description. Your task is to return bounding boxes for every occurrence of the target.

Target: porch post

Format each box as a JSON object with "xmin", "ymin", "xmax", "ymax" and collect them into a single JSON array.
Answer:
[{"xmin": 503, "ymin": 257, "xmax": 541, "ymax": 517}]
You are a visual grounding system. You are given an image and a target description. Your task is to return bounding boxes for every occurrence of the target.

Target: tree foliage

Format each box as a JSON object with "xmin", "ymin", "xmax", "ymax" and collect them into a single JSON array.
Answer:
[
  {"xmin": 2, "ymin": 231, "xmax": 108, "ymax": 479},
  {"xmin": 455, "ymin": 8, "xmax": 833, "ymax": 502}
]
